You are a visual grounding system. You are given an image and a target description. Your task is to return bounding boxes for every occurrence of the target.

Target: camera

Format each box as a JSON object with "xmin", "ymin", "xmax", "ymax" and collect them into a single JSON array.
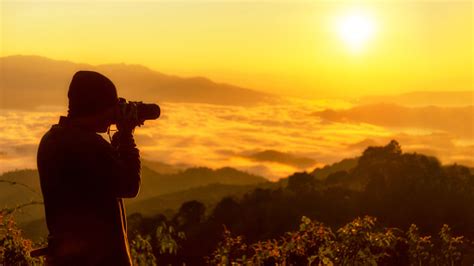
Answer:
[{"xmin": 114, "ymin": 97, "xmax": 160, "ymax": 126}]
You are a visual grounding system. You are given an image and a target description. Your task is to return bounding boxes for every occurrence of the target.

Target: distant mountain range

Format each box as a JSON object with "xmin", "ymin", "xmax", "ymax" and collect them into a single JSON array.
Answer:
[
  {"xmin": 361, "ymin": 91, "xmax": 473, "ymax": 107},
  {"xmin": 0, "ymin": 55, "xmax": 276, "ymax": 110},
  {"xmin": 137, "ymin": 165, "xmax": 267, "ymax": 200},
  {"xmin": 314, "ymin": 103, "xmax": 474, "ymax": 138}
]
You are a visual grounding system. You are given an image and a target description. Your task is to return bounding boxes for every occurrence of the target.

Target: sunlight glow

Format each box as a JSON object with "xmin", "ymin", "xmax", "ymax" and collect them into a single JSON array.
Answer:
[{"xmin": 336, "ymin": 9, "xmax": 377, "ymax": 53}]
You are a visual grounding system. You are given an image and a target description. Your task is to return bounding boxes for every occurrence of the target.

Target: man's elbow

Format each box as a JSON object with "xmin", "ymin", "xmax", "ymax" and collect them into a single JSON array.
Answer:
[{"xmin": 119, "ymin": 175, "xmax": 141, "ymax": 198}]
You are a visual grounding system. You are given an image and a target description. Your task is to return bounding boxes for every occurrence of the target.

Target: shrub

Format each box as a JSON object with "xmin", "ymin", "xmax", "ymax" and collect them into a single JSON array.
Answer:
[
  {"xmin": 0, "ymin": 214, "xmax": 37, "ymax": 265},
  {"xmin": 209, "ymin": 216, "xmax": 470, "ymax": 265}
]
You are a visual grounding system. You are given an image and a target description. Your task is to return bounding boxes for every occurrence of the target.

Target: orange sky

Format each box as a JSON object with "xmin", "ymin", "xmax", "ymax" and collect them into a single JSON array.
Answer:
[{"xmin": 1, "ymin": 0, "xmax": 472, "ymax": 98}]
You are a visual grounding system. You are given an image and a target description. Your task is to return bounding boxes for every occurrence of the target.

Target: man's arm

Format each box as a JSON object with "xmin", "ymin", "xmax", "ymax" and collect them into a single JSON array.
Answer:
[
  {"xmin": 81, "ymin": 130, "xmax": 141, "ymax": 199},
  {"xmin": 65, "ymin": 129, "xmax": 141, "ymax": 199},
  {"xmin": 108, "ymin": 130, "xmax": 141, "ymax": 198}
]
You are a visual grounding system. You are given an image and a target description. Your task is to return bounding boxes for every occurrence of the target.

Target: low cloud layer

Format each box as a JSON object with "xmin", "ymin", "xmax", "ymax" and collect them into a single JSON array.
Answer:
[
  {"xmin": 1, "ymin": 100, "xmax": 472, "ymax": 180},
  {"xmin": 241, "ymin": 150, "xmax": 317, "ymax": 169}
]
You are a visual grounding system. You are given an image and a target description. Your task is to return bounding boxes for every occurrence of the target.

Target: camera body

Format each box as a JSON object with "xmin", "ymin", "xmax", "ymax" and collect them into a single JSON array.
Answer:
[{"xmin": 114, "ymin": 97, "xmax": 160, "ymax": 127}]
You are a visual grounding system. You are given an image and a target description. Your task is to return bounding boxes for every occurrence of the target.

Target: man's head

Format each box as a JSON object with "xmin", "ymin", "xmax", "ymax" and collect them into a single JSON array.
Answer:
[{"xmin": 67, "ymin": 71, "xmax": 119, "ymax": 132}]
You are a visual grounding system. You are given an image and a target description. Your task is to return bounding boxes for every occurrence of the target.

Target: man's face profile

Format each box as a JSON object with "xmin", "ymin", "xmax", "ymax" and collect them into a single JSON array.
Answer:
[{"xmin": 94, "ymin": 105, "xmax": 117, "ymax": 133}]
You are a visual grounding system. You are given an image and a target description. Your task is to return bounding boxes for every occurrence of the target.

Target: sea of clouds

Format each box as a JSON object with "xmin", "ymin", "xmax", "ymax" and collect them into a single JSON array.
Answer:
[{"xmin": 1, "ymin": 99, "xmax": 472, "ymax": 180}]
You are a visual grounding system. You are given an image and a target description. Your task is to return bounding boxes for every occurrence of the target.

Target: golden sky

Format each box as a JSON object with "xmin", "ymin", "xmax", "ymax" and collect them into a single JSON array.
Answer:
[{"xmin": 1, "ymin": 0, "xmax": 472, "ymax": 98}]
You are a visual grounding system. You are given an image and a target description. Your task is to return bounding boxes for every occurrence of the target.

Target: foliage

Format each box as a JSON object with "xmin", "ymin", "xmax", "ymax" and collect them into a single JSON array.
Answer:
[
  {"xmin": 251, "ymin": 216, "xmax": 336, "ymax": 265},
  {"xmin": 130, "ymin": 234, "xmax": 157, "ymax": 266},
  {"xmin": 335, "ymin": 216, "xmax": 400, "ymax": 265},
  {"xmin": 407, "ymin": 224, "xmax": 434, "ymax": 265},
  {"xmin": 207, "ymin": 226, "xmax": 248, "ymax": 265},
  {"xmin": 438, "ymin": 224, "xmax": 465, "ymax": 265},
  {"xmin": 209, "ymin": 216, "xmax": 469, "ymax": 266},
  {"xmin": 155, "ymin": 221, "xmax": 186, "ymax": 255},
  {"xmin": 0, "ymin": 214, "xmax": 38, "ymax": 265}
]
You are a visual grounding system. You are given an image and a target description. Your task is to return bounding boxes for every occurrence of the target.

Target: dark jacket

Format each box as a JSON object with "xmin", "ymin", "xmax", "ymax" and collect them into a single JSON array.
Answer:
[{"xmin": 37, "ymin": 116, "xmax": 141, "ymax": 265}]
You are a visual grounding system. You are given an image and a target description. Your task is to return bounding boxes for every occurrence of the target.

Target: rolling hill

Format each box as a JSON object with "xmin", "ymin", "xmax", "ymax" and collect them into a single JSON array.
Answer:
[
  {"xmin": 21, "ymin": 182, "xmax": 274, "ymax": 241},
  {"xmin": 0, "ymin": 161, "xmax": 267, "ymax": 223}
]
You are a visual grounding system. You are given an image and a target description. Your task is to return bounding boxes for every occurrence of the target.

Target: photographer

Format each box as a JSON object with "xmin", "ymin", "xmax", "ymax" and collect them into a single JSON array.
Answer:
[{"xmin": 37, "ymin": 71, "xmax": 141, "ymax": 265}]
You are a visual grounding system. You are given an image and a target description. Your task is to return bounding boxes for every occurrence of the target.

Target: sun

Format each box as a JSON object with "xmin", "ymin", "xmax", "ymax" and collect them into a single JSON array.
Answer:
[{"xmin": 336, "ymin": 9, "xmax": 377, "ymax": 53}]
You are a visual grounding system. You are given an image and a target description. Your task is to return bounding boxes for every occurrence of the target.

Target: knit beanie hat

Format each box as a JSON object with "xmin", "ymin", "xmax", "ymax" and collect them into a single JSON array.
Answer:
[{"xmin": 67, "ymin": 71, "xmax": 118, "ymax": 117}]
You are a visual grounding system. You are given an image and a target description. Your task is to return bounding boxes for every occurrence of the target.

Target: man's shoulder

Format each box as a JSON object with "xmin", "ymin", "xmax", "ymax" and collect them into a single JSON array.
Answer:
[{"xmin": 41, "ymin": 122, "xmax": 111, "ymax": 149}]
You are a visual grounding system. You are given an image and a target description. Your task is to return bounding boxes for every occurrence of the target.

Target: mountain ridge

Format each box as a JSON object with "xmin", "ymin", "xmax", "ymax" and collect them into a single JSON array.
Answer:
[
  {"xmin": 360, "ymin": 90, "xmax": 474, "ymax": 107},
  {"xmin": 0, "ymin": 55, "xmax": 276, "ymax": 110},
  {"xmin": 314, "ymin": 103, "xmax": 474, "ymax": 138}
]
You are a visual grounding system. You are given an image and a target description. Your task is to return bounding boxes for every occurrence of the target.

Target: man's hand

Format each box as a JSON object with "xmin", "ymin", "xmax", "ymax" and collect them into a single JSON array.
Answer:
[{"xmin": 116, "ymin": 101, "xmax": 139, "ymax": 134}]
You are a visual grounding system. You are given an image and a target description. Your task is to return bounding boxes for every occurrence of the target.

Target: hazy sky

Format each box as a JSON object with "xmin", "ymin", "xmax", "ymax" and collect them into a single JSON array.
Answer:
[{"xmin": 1, "ymin": 0, "xmax": 472, "ymax": 98}]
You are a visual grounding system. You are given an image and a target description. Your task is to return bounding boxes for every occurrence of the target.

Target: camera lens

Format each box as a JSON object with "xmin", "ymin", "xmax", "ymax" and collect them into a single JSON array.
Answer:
[{"xmin": 137, "ymin": 103, "xmax": 160, "ymax": 121}]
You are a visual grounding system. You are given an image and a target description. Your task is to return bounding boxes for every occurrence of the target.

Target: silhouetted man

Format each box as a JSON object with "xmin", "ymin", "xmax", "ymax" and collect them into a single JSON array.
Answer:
[{"xmin": 37, "ymin": 71, "xmax": 141, "ymax": 265}]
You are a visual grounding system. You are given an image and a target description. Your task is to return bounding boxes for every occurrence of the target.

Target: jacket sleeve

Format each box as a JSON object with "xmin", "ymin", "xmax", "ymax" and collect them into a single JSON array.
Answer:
[
  {"xmin": 84, "ymin": 131, "xmax": 141, "ymax": 199},
  {"xmin": 109, "ymin": 131, "xmax": 141, "ymax": 198}
]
